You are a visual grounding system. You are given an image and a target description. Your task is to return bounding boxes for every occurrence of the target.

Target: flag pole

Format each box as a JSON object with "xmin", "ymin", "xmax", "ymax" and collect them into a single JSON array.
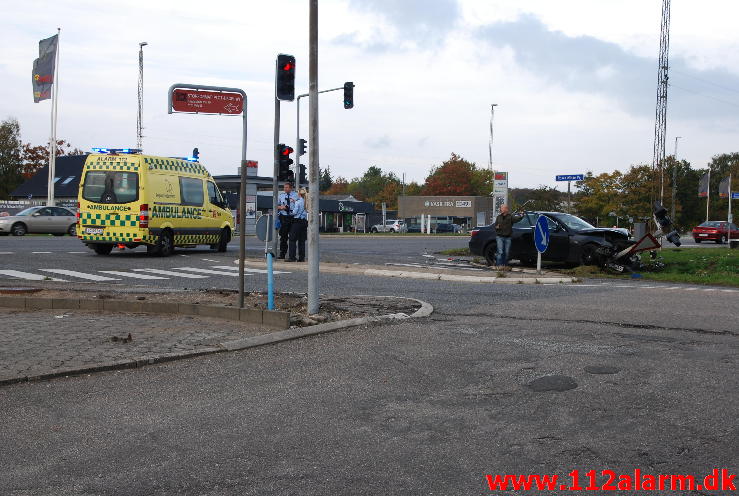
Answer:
[
  {"xmin": 705, "ymin": 169, "xmax": 710, "ymax": 222},
  {"xmin": 47, "ymin": 28, "xmax": 60, "ymax": 207},
  {"xmin": 728, "ymin": 172, "xmax": 732, "ymax": 247}
]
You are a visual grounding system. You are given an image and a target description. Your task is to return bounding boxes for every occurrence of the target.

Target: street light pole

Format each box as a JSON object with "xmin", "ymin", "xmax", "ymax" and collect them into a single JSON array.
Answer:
[{"xmin": 671, "ymin": 136, "xmax": 681, "ymax": 221}]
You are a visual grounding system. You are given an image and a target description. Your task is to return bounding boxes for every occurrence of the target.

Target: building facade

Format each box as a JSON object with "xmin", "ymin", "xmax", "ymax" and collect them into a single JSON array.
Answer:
[{"xmin": 398, "ymin": 195, "xmax": 495, "ymax": 229}]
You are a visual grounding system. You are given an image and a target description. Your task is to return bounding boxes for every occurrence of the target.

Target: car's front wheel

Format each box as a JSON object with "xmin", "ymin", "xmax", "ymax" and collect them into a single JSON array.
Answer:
[
  {"xmin": 371, "ymin": 228, "xmax": 378, "ymax": 233},
  {"xmin": 694, "ymin": 238, "xmax": 701, "ymax": 243},
  {"xmin": 716, "ymin": 236, "xmax": 726, "ymax": 244},
  {"xmin": 11, "ymin": 223, "xmax": 27, "ymax": 236},
  {"xmin": 68, "ymin": 224, "xmax": 77, "ymax": 236},
  {"xmin": 579, "ymin": 243, "xmax": 600, "ymax": 266},
  {"xmin": 484, "ymin": 243, "xmax": 497, "ymax": 266}
]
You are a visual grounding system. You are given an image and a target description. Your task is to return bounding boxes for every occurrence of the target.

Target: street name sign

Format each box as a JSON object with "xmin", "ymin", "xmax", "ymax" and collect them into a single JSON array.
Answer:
[
  {"xmin": 732, "ymin": 192, "xmax": 739, "ymax": 200},
  {"xmin": 534, "ymin": 215, "xmax": 550, "ymax": 253},
  {"xmin": 556, "ymin": 174, "xmax": 584, "ymax": 181},
  {"xmin": 171, "ymin": 88, "xmax": 244, "ymax": 115}
]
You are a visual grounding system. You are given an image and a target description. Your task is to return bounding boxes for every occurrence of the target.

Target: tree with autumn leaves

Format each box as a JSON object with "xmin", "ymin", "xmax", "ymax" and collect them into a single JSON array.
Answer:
[
  {"xmin": 0, "ymin": 116, "xmax": 85, "ymax": 199},
  {"xmin": 423, "ymin": 153, "xmax": 492, "ymax": 196}
]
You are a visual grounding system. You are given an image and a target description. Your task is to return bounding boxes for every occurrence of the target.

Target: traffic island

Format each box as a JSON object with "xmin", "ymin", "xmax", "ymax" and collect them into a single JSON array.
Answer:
[
  {"xmin": 0, "ymin": 289, "xmax": 432, "ymax": 386},
  {"xmin": 232, "ymin": 259, "xmax": 578, "ymax": 285}
]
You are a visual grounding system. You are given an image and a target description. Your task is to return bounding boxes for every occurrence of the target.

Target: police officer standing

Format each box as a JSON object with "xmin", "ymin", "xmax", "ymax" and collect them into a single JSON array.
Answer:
[
  {"xmin": 276, "ymin": 181, "xmax": 299, "ymax": 259},
  {"xmin": 286, "ymin": 187, "xmax": 308, "ymax": 262}
]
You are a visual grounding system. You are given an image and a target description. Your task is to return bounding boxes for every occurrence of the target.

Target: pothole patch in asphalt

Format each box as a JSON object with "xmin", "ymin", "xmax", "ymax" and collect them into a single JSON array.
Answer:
[
  {"xmin": 584, "ymin": 365, "xmax": 621, "ymax": 375},
  {"xmin": 527, "ymin": 375, "xmax": 578, "ymax": 392}
]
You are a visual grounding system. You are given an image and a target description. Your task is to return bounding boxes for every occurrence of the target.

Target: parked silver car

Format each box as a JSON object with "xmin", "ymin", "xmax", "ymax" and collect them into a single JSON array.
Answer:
[
  {"xmin": 370, "ymin": 219, "xmax": 407, "ymax": 233},
  {"xmin": 0, "ymin": 206, "xmax": 77, "ymax": 236}
]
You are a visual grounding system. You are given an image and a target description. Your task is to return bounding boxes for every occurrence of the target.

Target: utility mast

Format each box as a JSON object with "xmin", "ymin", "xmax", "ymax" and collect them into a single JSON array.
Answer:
[
  {"xmin": 137, "ymin": 42, "xmax": 147, "ymax": 150},
  {"xmin": 652, "ymin": 0, "xmax": 671, "ymax": 204}
]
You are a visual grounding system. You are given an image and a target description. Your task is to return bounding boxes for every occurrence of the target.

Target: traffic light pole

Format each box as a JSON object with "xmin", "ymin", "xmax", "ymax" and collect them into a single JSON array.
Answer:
[
  {"xmin": 272, "ymin": 97, "xmax": 280, "ymax": 256},
  {"xmin": 308, "ymin": 0, "xmax": 320, "ymax": 315},
  {"xmin": 295, "ymin": 85, "xmax": 353, "ymax": 190}
]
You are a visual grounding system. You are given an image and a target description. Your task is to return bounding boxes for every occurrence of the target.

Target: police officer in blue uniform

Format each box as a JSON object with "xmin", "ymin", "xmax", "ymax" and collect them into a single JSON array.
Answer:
[
  {"xmin": 277, "ymin": 181, "xmax": 299, "ymax": 259},
  {"xmin": 286, "ymin": 187, "xmax": 308, "ymax": 262}
]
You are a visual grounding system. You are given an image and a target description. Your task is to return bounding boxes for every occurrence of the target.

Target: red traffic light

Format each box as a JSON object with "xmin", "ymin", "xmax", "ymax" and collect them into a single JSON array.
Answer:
[
  {"xmin": 281, "ymin": 146, "xmax": 294, "ymax": 156},
  {"xmin": 282, "ymin": 62, "xmax": 294, "ymax": 71}
]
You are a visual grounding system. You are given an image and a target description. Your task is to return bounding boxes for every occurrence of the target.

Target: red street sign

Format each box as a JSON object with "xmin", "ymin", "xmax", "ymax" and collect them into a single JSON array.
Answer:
[{"xmin": 171, "ymin": 88, "xmax": 244, "ymax": 115}]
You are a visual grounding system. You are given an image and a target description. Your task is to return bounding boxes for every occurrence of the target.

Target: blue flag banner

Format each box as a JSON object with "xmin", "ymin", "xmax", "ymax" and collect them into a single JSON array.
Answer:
[{"xmin": 32, "ymin": 34, "xmax": 58, "ymax": 103}]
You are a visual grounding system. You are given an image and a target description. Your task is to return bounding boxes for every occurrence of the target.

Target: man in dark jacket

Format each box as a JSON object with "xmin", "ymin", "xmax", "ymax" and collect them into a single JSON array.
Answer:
[{"xmin": 494, "ymin": 204, "xmax": 522, "ymax": 267}]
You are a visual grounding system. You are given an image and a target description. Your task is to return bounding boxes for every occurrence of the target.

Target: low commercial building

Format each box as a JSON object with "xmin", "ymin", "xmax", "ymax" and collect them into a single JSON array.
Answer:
[{"xmin": 398, "ymin": 195, "xmax": 494, "ymax": 230}]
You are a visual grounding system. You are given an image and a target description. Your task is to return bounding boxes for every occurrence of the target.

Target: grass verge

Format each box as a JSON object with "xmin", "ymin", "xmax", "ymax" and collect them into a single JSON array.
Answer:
[{"xmin": 560, "ymin": 248, "xmax": 739, "ymax": 287}]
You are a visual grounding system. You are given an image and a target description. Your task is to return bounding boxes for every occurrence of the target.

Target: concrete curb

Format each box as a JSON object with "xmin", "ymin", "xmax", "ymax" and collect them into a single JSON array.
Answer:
[
  {"xmin": 221, "ymin": 296, "xmax": 434, "ymax": 352},
  {"xmin": 232, "ymin": 259, "xmax": 576, "ymax": 285},
  {"xmin": 0, "ymin": 296, "xmax": 290, "ymax": 329},
  {"xmin": 0, "ymin": 296, "xmax": 433, "ymax": 387}
]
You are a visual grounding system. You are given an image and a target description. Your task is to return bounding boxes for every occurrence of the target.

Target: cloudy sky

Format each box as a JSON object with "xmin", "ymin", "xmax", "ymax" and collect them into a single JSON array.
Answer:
[{"xmin": 3, "ymin": 0, "xmax": 738, "ymax": 189}]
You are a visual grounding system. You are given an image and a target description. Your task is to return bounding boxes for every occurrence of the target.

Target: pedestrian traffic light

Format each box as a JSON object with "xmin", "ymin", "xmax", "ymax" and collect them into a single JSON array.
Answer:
[
  {"xmin": 653, "ymin": 201, "xmax": 681, "ymax": 246},
  {"xmin": 277, "ymin": 144, "xmax": 294, "ymax": 182},
  {"xmin": 298, "ymin": 164, "xmax": 307, "ymax": 185},
  {"xmin": 298, "ymin": 138, "xmax": 307, "ymax": 156},
  {"xmin": 275, "ymin": 54, "xmax": 295, "ymax": 101},
  {"xmin": 343, "ymin": 81, "xmax": 354, "ymax": 109}
]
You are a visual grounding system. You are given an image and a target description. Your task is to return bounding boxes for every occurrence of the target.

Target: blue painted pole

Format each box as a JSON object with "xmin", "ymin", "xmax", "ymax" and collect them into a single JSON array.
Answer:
[{"xmin": 267, "ymin": 252, "xmax": 274, "ymax": 310}]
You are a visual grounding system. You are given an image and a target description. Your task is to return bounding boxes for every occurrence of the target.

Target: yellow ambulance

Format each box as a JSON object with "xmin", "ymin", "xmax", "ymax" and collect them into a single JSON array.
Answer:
[{"xmin": 77, "ymin": 148, "xmax": 233, "ymax": 256}]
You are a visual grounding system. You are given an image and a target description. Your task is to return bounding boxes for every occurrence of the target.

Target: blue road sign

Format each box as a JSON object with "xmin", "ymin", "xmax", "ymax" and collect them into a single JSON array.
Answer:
[
  {"xmin": 556, "ymin": 174, "xmax": 584, "ymax": 181},
  {"xmin": 732, "ymin": 192, "xmax": 739, "ymax": 200},
  {"xmin": 534, "ymin": 215, "xmax": 550, "ymax": 253}
]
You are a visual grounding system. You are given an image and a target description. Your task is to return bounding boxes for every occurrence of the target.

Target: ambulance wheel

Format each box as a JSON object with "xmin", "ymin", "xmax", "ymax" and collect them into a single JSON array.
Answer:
[
  {"xmin": 216, "ymin": 228, "xmax": 230, "ymax": 252},
  {"xmin": 93, "ymin": 244, "xmax": 114, "ymax": 256},
  {"xmin": 155, "ymin": 230, "xmax": 175, "ymax": 257}
]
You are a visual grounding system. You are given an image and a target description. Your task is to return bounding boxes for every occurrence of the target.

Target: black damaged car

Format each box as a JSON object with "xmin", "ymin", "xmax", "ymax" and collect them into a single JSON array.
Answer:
[{"xmin": 468, "ymin": 211, "xmax": 634, "ymax": 267}]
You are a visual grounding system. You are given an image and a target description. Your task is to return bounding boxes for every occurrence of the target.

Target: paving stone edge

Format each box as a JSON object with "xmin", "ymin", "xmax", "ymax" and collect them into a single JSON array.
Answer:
[{"xmin": 0, "ymin": 296, "xmax": 433, "ymax": 387}]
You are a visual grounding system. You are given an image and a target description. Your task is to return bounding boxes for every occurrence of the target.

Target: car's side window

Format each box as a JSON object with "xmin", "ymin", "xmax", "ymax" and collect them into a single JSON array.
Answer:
[
  {"xmin": 545, "ymin": 217, "xmax": 561, "ymax": 231},
  {"xmin": 38, "ymin": 208, "xmax": 53, "ymax": 216},
  {"xmin": 52, "ymin": 207, "xmax": 71, "ymax": 216},
  {"xmin": 514, "ymin": 216, "xmax": 531, "ymax": 228}
]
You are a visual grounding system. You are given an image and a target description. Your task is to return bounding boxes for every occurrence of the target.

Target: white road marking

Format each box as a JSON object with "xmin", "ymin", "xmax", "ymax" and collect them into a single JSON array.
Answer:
[
  {"xmin": 174, "ymin": 267, "xmax": 245, "ymax": 277},
  {"xmin": 133, "ymin": 269, "xmax": 209, "ymax": 279},
  {"xmin": 39, "ymin": 269, "xmax": 120, "ymax": 281},
  {"xmin": 67, "ymin": 251, "xmax": 87, "ymax": 254},
  {"xmin": 32, "ymin": 252, "xmax": 52, "ymax": 254},
  {"xmin": 210, "ymin": 265, "xmax": 290, "ymax": 275},
  {"xmin": 201, "ymin": 258, "xmax": 220, "ymax": 262},
  {"xmin": 0, "ymin": 252, "xmax": 14, "ymax": 255},
  {"xmin": 683, "ymin": 287, "xmax": 698, "ymax": 291},
  {"xmin": 99, "ymin": 271, "xmax": 169, "ymax": 280},
  {"xmin": 0, "ymin": 270, "xmax": 67, "ymax": 281}
]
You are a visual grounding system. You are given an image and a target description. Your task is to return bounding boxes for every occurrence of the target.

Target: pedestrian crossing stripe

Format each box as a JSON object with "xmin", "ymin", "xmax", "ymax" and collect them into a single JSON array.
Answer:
[{"xmin": 144, "ymin": 157, "xmax": 209, "ymax": 176}]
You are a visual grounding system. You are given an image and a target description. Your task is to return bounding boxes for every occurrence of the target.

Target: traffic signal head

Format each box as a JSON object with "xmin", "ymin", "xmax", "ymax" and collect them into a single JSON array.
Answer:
[
  {"xmin": 343, "ymin": 81, "xmax": 354, "ymax": 109},
  {"xmin": 277, "ymin": 144, "xmax": 294, "ymax": 182},
  {"xmin": 192, "ymin": 147, "xmax": 199, "ymax": 161},
  {"xmin": 298, "ymin": 164, "xmax": 307, "ymax": 185},
  {"xmin": 276, "ymin": 54, "xmax": 296, "ymax": 101},
  {"xmin": 298, "ymin": 138, "xmax": 307, "ymax": 156},
  {"xmin": 653, "ymin": 201, "xmax": 681, "ymax": 247}
]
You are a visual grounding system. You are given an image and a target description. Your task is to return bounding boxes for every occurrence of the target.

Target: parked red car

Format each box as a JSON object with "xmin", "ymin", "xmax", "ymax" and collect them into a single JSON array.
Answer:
[{"xmin": 692, "ymin": 221, "xmax": 739, "ymax": 243}]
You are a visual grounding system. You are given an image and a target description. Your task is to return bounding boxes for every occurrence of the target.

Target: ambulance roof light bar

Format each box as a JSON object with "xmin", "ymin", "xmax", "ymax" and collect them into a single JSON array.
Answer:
[{"xmin": 91, "ymin": 147, "xmax": 142, "ymax": 155}]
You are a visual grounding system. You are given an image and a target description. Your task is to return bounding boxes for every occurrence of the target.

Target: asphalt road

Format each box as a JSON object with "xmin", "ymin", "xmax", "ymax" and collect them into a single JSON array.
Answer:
[{"xmin": 1, "ymin": 235, "xmax": 737, "ymax": 494}]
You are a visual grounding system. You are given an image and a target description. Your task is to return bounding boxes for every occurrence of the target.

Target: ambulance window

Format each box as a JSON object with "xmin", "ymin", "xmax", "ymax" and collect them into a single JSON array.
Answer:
[
  {"xmin": 82, "ymin": 171, "xmax": 138, "ymax": 203},
  {"xmin": 180, "ymin": 177, "xmax": 204, "ymax": 206},
  {"xmin": 207, "ymin": 181, "xmax": 218, "ymax": 204}
]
